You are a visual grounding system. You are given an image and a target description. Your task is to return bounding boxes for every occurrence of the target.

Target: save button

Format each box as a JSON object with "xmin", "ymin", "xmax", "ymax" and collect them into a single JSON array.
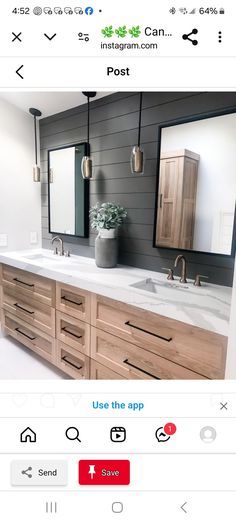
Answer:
[{"xmin": 78, "ymin": 460, "xmax": 130, "ymax": 485}]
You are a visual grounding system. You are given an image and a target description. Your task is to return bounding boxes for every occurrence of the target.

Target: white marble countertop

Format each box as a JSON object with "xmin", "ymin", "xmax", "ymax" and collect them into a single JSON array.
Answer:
[{"xmin": 0, "ymin": 249, "xmax": 232, "ymax": 337}]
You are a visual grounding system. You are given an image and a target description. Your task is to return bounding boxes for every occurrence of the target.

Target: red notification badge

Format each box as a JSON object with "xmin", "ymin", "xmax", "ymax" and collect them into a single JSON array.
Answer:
[{"xmin": 164, "ymin": 422, "xmax": 177, "ymax": 436}]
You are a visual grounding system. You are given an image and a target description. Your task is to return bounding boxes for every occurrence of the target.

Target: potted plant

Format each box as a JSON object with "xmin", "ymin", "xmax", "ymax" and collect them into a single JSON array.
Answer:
[{"xmin": 90, "ymin": 202, "xmax": 127, "ymax": 267}]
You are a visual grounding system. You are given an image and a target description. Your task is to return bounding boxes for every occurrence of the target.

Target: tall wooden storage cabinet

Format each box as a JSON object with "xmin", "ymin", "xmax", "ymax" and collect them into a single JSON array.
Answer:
[{"xmin": 155, "ymin": 149, "xmax": 200, "ymax": 249}]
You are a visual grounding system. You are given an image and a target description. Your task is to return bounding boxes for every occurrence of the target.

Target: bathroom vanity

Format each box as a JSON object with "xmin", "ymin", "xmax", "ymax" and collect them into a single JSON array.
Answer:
[{"xmin": 0, "ymin": 250, "xmax": 231, "ymax": 380}]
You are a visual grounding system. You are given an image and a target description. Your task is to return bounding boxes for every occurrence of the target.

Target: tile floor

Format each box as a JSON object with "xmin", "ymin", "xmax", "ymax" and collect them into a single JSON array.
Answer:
[{"xmin": 0, "ymin": 329, "xmax": 68, "ymax": 379}]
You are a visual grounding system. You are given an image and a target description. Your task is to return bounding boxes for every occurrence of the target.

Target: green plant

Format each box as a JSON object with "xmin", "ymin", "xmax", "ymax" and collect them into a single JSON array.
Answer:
[
  {"xmin": 90, "ymin": 202, "xmax": 128, "ymax": 230},
  {"xmin": 115, "ymin": 26, "xmax": 127, "ymax": 38},
  {"xmin": 101, "ymin": 26, "xmax": 114, "ymax": 38},
  {"xmin": 129, "ymin": 26, "xmax": 141, "ymax": 38}
]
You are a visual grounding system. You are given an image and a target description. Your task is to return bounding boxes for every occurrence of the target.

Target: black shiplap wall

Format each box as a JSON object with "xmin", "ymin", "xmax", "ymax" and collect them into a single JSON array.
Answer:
[{"xmin": 40, "ymin": 91, "xmax": 236, "ymax": 286}]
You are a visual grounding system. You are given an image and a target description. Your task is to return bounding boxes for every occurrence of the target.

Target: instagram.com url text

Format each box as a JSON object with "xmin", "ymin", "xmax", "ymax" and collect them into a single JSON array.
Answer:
[{"xmin": 101, "ymin": 42, "xmax": 158, "ymax": 52}]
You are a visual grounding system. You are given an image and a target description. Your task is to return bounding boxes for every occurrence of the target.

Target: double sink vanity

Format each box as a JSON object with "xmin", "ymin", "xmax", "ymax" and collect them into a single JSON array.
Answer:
[{"xmin": 0, "ymin": 249, "xmax": 231, "ymax": 380}]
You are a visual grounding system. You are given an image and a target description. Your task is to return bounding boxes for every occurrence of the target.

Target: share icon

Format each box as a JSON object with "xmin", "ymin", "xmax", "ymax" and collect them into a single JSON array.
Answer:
[
  {"xmin": 21, "ymin": 466, "xmax": 33, "ymax": 478},
  {"xmin": 182, "ymin": 28, "xmax": 198, "ymax": 45}
]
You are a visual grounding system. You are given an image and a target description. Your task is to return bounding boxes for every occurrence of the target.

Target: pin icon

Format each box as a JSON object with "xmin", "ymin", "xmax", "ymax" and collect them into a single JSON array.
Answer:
[{"xmin": 88, "ymin": 465, "xmax": 96, "ymax": 479}]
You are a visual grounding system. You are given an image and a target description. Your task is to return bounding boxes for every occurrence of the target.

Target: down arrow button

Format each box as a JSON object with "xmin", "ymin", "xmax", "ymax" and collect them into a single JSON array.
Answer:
[{"xmin": 44, "ymin": 33, "xmax": 57, "ymax": 41}]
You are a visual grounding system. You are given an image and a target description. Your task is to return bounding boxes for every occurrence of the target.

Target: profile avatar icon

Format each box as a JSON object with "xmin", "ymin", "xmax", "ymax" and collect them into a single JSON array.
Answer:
[{"xmin": 200, "ymin": 426, "xmax": 217, "ymax": 443}]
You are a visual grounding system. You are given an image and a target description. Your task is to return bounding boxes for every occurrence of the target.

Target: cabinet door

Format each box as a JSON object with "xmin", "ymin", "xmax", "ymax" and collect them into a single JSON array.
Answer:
[
  {"xmin": 1, "ymin": 265, "xmax": 55, "ymax": 306},
  {"xmin": 90, "ymin": 360, "xmax": 125, "ymax": 380},
  {"xmin": 3, "ymin": 311, "xmax": 55, "ymax": 364},
  {"xmin": 90, "ymin": 327, "xmax": 207, "ymax": 380},
  {"xmin": 91, "ymin": 294, "xmax": 227, "ymax": 379},
  {"xmin": 56, "ymin": 341, "xmax": 90, "ymax": 379},
  {"xmin": 56, "ymin": 282, "xmax": 90, "ymax": 323},
  {"xmin": 156, "ymin": 157, "xmax": 181, "ymax": 247},
  {"xmin": 2, "ymin": 287, "xmax": 55, "ymax": 337},
  {"xmin": 56, "ymin": 311, "xmax": 90, "ymax": 356},
  {"xmin": 180, "ymin": 157, "xmax": 198, "ymax": 249}
]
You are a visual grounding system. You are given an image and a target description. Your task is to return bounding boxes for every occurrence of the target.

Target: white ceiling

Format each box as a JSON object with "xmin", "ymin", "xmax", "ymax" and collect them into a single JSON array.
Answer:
[{"xmin": 0, "ymin": 91, "xmax": 113, "ymax": 118}]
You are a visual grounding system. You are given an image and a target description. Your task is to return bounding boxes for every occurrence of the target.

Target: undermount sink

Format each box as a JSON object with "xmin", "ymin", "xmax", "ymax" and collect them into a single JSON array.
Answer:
[
  {"xmin": 130, "ymin": 277, "xmax": 229, "ymax": 313},
  {"xmin": 131, "ymin": 278, "xmax": 189, "ymax": 294},
  {"xmin": 23, "ymin": 253, "xmax": 81, "ymax": 271},
  {"xmin": 25, "ymin": 254, "xmax": 59, "ymax": 263}
]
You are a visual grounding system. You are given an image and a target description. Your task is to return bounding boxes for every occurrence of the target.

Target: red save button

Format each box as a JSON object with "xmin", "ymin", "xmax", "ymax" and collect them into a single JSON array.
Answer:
[{"xmin": 78, "ymin": 460, "xmax": 130, "ymax": 485}]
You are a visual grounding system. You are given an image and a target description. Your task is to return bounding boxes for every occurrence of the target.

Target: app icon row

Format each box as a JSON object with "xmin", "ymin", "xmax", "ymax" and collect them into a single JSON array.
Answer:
[{"xmin": 19, "ymin": 423, "xmax": 218, "ymax": 444}]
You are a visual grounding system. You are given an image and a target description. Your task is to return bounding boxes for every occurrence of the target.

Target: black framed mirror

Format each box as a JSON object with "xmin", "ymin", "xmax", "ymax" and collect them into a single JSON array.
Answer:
[
  {"xmin": 48, "ymin": 142, "xmax": 89, "ymax": 238},
  {"xmin": 154, "ymin": 109, "xmax": 236, "ymax": 257}
]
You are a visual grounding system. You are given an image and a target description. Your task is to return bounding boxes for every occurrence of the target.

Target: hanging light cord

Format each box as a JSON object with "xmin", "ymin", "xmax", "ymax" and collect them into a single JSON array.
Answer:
[
  {"xmin": 87, "ymin": 95, "xmax": 90, "ymax": 144},
  {"xmin": 34, "ymin": 115, "xmax": 38, "ymax": 165},
  {"xmin": 138, "ymin": 92, "xmax": 143, "ymax": 147}
]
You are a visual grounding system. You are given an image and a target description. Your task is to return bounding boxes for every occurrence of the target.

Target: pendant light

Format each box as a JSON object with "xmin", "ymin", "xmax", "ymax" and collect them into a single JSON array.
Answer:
[
  {"xmin": 81, "ymin": 91, "xmax": 96, "ymax": 179},
  {"xmin": 131, "ymin": 92, "xmax": 145, "ymax": 174},
  {"xmin": 29, "ymin": 107, "xmax": 42, "ymax": 182}
]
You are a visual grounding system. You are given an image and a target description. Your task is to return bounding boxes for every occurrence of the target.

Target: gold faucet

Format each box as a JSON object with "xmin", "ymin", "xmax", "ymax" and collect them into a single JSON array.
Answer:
[{"xmin": 174, "ymin": 254, "xmax": 187, "ymax": 283}]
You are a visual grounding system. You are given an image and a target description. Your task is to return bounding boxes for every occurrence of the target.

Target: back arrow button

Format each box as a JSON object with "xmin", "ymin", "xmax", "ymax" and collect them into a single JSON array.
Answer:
[
  {"xmin": 16, "ymin": 65, "xmax": 24, "ymax": 79},
  {"xmin": 180, "ymin": 502, "xmax": 188, "ymax": 513},
  {"xmin": 44, "ymin": 33, "xmax": 57, "ymax": 41}
]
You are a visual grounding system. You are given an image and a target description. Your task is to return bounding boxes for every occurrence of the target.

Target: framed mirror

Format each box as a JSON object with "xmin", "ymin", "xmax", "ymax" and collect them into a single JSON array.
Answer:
[
  {"xmin": 154, "ymin": 110, "xmax": 236, "ymax": 256},
  {"xmin": 48, "ymin": 142, "xmax": 89, "ymax": 237}
]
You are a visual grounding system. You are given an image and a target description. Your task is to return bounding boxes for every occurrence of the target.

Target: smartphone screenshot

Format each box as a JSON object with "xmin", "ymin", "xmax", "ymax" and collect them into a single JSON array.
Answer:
[{"xmin": 0, "ymin": 1, "xmax": 236, "ymax": 522}]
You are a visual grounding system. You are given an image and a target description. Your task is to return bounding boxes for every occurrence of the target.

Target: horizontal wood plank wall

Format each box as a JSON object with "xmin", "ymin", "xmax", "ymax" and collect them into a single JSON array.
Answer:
[{"xmin": 40, "ymin": 91, "xmax": 236, "ymax": 286}]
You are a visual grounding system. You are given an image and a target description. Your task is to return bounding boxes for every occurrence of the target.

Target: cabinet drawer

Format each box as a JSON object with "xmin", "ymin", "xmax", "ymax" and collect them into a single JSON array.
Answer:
[
  {"xmin": 56, "ymin": 341, "xmax": 90, "ymax": 379},
  {"xmin": 56, "ymin": 311, "xmax": 90, "ymax": 356},
  {"xmin": 91, "ymin": 295, "xmax": 226, "ymax": 379},
  {"xmin": 2, "ymin": 288, "xmax": 55, "ymax": 336},
  {"xmin": 1, "ymin": 265, "xmax": 55, "ymax": 307},
  {"xmin": 3, "ymin": 311, "xmax": 55, "ymax": 364},
  {"xmin": 90, "ymin": 359, "xmax": 125, "ymax": 380},
  {"xmin": 56, "ymin": 282, "xmax": 90, "ymax": 322},
  {"xmin": 91, "ymin": 327, "xmax": 207, "ymax": 380}
]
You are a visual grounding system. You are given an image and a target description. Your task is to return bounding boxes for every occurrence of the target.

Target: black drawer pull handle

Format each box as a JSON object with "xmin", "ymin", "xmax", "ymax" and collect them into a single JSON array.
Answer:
[
  {"xmin": 13, "ymin": 277, "xmax": 34, "ymax": 287},
  {"xmin": 15, "ymin": 327, "xmax": 36, "ymax": 341},
  {"xmin": 61, "ymin": 296, "xmax": 82, "ymax": 306},
  {"xmin": 62, "ymin": 356, "xmax": 83, "ymax": 371},
  {"xmin": 62, "ymin": 326, "xmax": 82, "ymax": 339},
  {"xmin": 14, "ymin": 303, "xmax": 34, "ymax": 315},
  {"xmin": 125, "ymin": 321, "xmax": 172, "ymax": 342},
  {"xmin": 123, "ymin": 358, "xmax": 161, "ymax": 380}
]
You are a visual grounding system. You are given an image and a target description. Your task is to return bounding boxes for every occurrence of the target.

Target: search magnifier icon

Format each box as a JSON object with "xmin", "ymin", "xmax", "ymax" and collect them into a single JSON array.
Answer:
[{"xmin": 65, "ymin": 426, "xmax": 81, "ymax": 442}]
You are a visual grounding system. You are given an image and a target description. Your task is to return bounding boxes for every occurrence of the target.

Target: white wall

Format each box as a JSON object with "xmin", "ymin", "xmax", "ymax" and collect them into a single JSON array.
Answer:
[
  {"xmin": 0, "ymin": 98, "xmax": 41, "ymax": 251},
  {"xmin": 161, "ymin": 113, "xmax": 236, "ymax": 254}
]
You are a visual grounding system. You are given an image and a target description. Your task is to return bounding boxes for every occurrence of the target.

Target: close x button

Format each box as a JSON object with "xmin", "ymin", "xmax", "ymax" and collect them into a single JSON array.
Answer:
[{"xmin": 79, "ymin": 460, "xmax": 130, "ymax": 485}]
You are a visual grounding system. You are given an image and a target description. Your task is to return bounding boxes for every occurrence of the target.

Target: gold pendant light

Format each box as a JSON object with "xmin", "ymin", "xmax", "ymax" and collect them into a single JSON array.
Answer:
[
  {"xmin": 131, "ymin": 92, "xmax": 145, "ymax": 175},
  {"xmin": 81, "ymin": 92, "xmax": 96, "ymax": 179},
  {"xmin": 29, "ymin": 107, "xmax": 42, "ymax": 182}
]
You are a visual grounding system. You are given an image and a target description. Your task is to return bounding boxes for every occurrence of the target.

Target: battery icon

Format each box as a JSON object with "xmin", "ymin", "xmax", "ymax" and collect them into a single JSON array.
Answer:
[{"xmin": 219, "ymin": 8, "xmax": 225, "ymax": 14}]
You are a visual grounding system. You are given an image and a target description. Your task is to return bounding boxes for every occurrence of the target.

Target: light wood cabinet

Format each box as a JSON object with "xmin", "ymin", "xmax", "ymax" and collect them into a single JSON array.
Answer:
[
  {"xmin": 56, "ymin": 282, "xmax": 90, "ymax": 323},
  {"xmin": 156, "ymin": 149, "xmax": 199, "ymax": 249},
  {"xmin": 91, "ymin": 327, "xmax": 207, "ymax": 380},
  {"xmin": 91, "ymin": 294, "xmax": 227, "ymax": 379},
  {"xmin": 0, "ymin": 263, "xmax": 228, "ymax": 380},
  {"xmin": 56, "ymin": 340, "xmax": 90, "ymax": 379},
  {"xmin": 1, "ymin": 264, "xmax": 55, "ymax": 306},
  {"xmin": 2, "ymin": 287, "xmax": 55, "ymax": 337},
  {"xmin": 90, "ymin": 360, "xmax": 125, "ymax": 380},
  {"xmin": 3, "ymin": 311, "xmax": 55, "ymax": 364},
  {"xmin": 56, "ymin": 311, "xmax": 90, "ymax": 356}
]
